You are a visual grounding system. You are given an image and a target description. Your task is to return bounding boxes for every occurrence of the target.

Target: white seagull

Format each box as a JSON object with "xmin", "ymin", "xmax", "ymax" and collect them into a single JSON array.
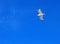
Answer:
[{"xmin": 37, "ymin": 8, "xmax": 45, "ymax": 21}]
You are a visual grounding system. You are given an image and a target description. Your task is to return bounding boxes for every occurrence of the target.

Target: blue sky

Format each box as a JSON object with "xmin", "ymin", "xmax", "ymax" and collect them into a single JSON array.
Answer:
[{"xmin": 0, "ymin": 0, "xmax": 60, "ymax": 44}]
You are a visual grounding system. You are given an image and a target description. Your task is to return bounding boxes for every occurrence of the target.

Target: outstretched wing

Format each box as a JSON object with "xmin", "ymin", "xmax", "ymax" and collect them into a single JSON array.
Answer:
[{"xmin": 38, "ymin": 9, "xmax": 42, "ymax": 14}]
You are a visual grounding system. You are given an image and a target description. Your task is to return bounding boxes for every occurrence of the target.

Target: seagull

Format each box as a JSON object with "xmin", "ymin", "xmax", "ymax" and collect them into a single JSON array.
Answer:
[{"xmin": 37, "ymin": 8, "xmax": 44, "ymax": 21}]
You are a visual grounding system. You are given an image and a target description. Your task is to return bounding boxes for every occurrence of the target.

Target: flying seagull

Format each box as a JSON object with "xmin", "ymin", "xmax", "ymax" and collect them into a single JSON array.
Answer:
[{"xmin": 37, "ymin": 8, "xmax": 44, "ymax": 21}]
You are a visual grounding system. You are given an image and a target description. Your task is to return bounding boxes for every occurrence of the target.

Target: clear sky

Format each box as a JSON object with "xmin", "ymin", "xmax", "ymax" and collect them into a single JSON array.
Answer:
[{"xmin": 0, "ymin": 0, "xmax": 60, "ymax": 44}]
